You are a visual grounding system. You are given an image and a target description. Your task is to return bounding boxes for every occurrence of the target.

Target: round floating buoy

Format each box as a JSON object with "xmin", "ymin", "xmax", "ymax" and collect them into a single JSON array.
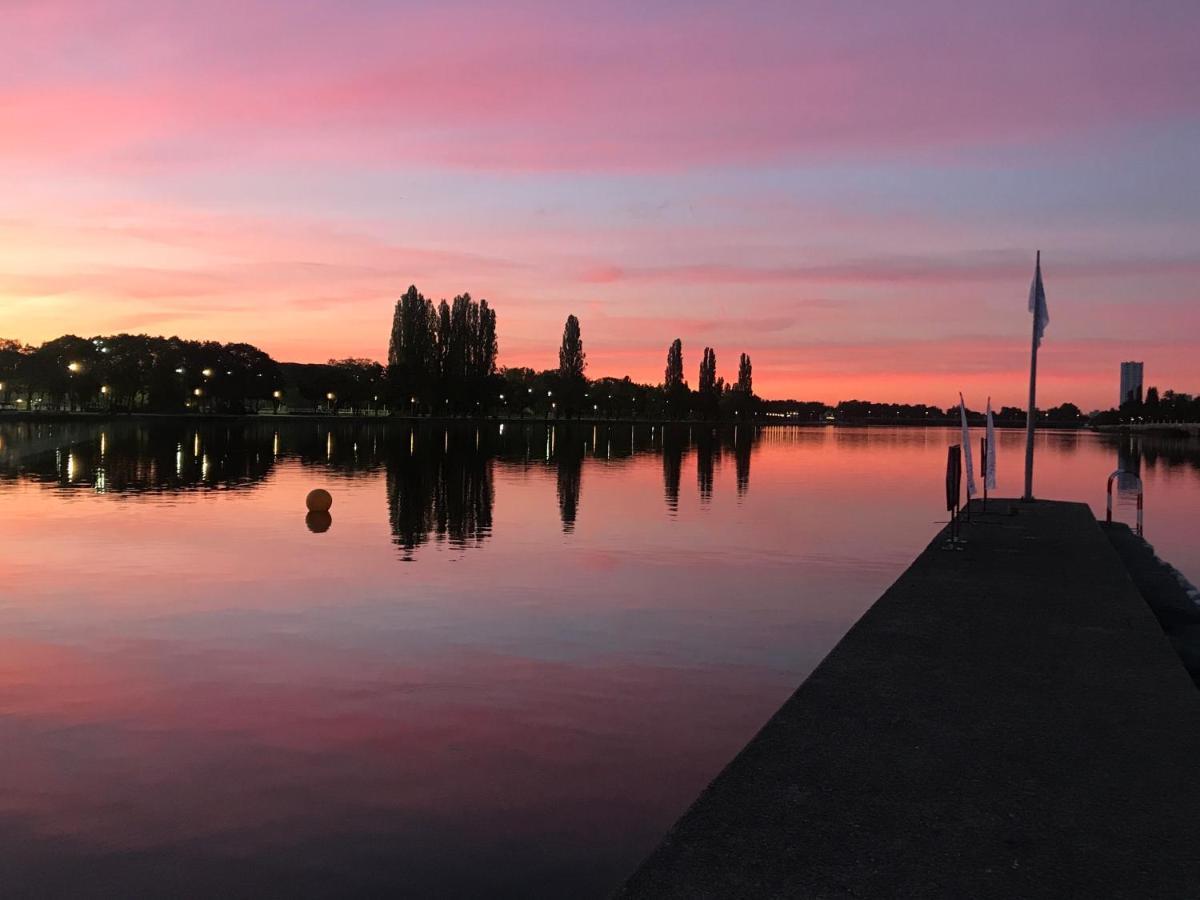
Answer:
[
  {"xmin": 306, "ymin": 510, "xmax": 332, "ymax": 533},
  {"xmin": 306, "ymin": 488, "xmax": 333, "ymax": 513}
]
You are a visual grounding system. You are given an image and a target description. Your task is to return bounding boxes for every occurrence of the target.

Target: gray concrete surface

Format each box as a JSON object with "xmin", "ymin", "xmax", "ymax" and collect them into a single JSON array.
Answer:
[{"xmin": 616, "ymin": 500, "xmax": 1200, "ymax": 899}]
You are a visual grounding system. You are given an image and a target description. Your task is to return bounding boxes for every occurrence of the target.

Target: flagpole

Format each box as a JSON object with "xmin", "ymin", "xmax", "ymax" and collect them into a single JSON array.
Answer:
[{"xmin": 1023, "ymin": 250, "xmax": 1040, "ymax": 501}]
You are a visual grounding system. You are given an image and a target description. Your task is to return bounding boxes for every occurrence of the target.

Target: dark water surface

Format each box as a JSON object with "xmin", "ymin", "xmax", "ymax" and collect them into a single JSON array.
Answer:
[{"xmin": 1, "ymin": 420, "xmax": 1197, "ymax": 897}]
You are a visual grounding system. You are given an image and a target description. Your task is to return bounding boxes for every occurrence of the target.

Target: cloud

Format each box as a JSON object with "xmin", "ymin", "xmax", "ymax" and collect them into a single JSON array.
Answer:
[
  {"xmin": 578, "ymin": 253, "xmax": 1200, "ymax": 287},
  {"xmin": 2, "ymin": 1, "xmax": 1197, "ymax": 173}
]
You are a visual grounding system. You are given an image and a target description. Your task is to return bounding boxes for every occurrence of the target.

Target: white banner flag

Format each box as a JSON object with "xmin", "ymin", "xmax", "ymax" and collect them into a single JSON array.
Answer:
[
  {"xmin": 959, "ymin": 392, "xmax": 977, "ymax": 498},
  {"xmin": 985, "ymin": 398, "xmax": 997, "ymax": 490},
  {"xmin": 1028, "ymin": 255, "xmax": 1049, "ymax": 348}
]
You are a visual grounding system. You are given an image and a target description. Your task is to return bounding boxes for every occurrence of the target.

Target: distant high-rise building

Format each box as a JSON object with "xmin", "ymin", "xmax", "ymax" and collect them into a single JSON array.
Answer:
[{"xmin": 1120, "ymin": 361, "xmax": 1144, "ymax": 406}]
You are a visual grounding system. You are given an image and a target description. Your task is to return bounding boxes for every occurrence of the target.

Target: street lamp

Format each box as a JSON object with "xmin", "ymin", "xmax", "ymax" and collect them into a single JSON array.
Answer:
[
  {"xmin": 273, "ymin": 390, "xmax": 282, "ymax": 399},
  {"xmin": 202, "ymin": 368, "xmax": 214, "ymax": 378},
  {"xmin": 67, "ymin": 361, "xmax": 81, "ymax": 373}
]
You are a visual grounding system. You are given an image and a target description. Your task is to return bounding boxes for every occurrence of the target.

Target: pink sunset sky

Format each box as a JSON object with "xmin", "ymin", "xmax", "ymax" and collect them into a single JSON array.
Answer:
[{"xmin": 1, "ymin": 0, "xmax": 1197, "ymax": 409}]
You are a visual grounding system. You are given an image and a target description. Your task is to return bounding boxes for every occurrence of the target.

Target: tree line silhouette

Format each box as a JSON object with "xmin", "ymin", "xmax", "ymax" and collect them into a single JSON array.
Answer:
[
  {"xmin": 3, "ymin": 286, "xmax": 1191, "ymax": 423},
  {"xmin": 1090, "ymin": 386, "xmax": 1200, "ymax": 426}
]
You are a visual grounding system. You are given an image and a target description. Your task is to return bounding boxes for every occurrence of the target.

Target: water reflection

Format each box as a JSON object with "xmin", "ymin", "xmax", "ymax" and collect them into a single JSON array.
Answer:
[
  {"xmin": 555, "ymin": 427, "xmax": 585, "ymax": 533},
  {"xmin": 1116, "ymin": 436, "xmax": 1143, "ymax": 496},
  {"xmin": 662, "ymin": 428, "xmax": 685, "ymax": 513},
  {"xmin": 2, "ymin": 420, "xmax": 1198, "ymax": 898},
  {"xmin": 735, "ymin": 425, "xmax": 752, "ymax": 497},
  {"xmin": 306, "ymin": 510, "xmax": 333, "ymax": 533},
  {"xmin": 0, "ymin": 420, "xmax": 762, "ymax": 550},
  {"xmin": 696, "ymin": 428, "xmax": 718, "ymax": 502},
  {"xmin": 385, "ymin": 428, "xmax": 494, "ymax": 560},
  {"xmin": 0, "ymin": 420, "xmax": 278, "ymax": 493}
]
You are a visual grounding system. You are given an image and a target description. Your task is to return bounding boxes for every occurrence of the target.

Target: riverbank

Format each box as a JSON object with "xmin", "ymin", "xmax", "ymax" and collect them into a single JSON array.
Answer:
[
  {"xmin": 1094, "ymin": 422, "xmax": 1200, "ymax": 438},
  {"xmin": 617, "ymin": 500, "xmax": 1200, "ymax": 898},
  {"xmin": 0, "ymin": 409, "xmax": 1091, "ymax": 429}
]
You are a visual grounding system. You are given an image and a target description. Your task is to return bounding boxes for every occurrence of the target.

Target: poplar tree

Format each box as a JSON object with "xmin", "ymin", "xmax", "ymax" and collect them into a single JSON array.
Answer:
[
  {"xmin": 664, "ymin": 338, "xmax": 684, "ymax": 390},
  {"xmin": 737, "ymin": 352, "xmax": 752, "ymax": 395},
  {"xmin": 699, "ymin": 347, "xmax": 717, "ymax": 397},
  {"xmin": 558, "ymin": 315, "xmax": 586, "ymax": 381}
]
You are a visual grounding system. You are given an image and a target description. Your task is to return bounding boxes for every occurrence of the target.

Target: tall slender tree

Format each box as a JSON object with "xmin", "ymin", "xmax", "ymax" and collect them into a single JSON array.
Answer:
[
  {"xmin": 698, "ymin": 346, "xmax": 720, "ymax": 419},
  {"xmin": 558, "ymin": 315, "xmax": 586, "ymax": 381},
  {"xmin": 388, "ymin": 285, "xmax": 436, "ymax": 409},
  {"xmin": 664, "ymin": 338, "xmax": 684, "ymax": 390},
  {"xmin": 737, "ymin": 352, "xmax": 752, "ymax": 395},
  {"xmin": 475, "ymin": 299, "xmax": 497, "ymax": 379},
  {"xmin": 664, "ymin": 338, "xmax": 688, "ymax": 419},
  {"xmin": 557, "ymin": 315, "xmax": 586, "ymax": 417},
  {"xmin": 699, "ymin": 347, "xmax": 717, "ymax": 396}
]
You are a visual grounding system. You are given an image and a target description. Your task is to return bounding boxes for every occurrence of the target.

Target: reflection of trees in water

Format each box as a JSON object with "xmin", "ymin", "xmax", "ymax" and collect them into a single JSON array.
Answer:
[
  {"xmin": 661, "ymin": 427, "xmax": 686, "ymax": 513},
  {"xmin": 0, "ymin": 420, "xmax": 277, "ymax": 493},
  {"xmin": 1, "ymin": 419, "xmax": 765, "ymax": 550},
  {"xmin": 554, "ymin": 427, "xmax": 585, "ymax": 533},
  {"xmin": 695, "ymin": 428, "xmax": 720, "ymax": 502},
  {"xmin": 385, "ymin": 428, "xmax": 493, "ymax": 560},
  {"xmin": 658, "ymin": 424, "xmax": 756, "ymax": 510},
  {"xmin": 1119, "ymin": 434, "xmax": 1200, "ymax": 481},
  {"xmin": 734, "ymin": 425, "xmax": 752, "ymax": 497}
]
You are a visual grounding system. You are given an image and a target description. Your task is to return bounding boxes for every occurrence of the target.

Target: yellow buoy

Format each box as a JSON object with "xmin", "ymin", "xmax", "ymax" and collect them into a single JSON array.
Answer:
[{"xmin": 306, "ymin": 488, "xmax": 333, "ymax": 513}]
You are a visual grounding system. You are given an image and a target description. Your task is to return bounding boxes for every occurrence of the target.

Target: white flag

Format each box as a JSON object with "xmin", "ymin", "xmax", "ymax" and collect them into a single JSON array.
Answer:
[
  {"xmin": 1028, "ymin": 253, "xmax": 1049, "ymax": 348},
  {"xmin": 959, "ymin": 392, "xmax": 977, "ymax": 498},
  {"xmin": 985, "ymin": 398, "xmax": 997, "ymax": 490}
]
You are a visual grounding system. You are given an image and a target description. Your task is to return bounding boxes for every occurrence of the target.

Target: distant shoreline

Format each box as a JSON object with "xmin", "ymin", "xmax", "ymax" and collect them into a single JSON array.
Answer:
[{"xmin": 0, "ymin": 409, "xmax": 1096, "ymax": 429}]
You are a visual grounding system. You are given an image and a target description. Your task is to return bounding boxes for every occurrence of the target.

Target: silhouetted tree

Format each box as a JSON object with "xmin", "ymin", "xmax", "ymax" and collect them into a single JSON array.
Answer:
[
  {"xmin": 737, "ymin": 353, "xmax": 752, "ymax": 395},
  {"xmin": 558, "ymin": 315, "xmax": 586, "ymax": 381},
  {"xmin": 388, "ymin": 285, "xmax": 437, "ymax": 410},
  {"xmin": 558, "ymin": 315, "xmax": 586, "ymax": 416},
  {"xmin": 698, "ymin": 347, "xmax": 719, "ymax": 419},
  {"xmin": 0, "ymin": 339, "xmax": 28, "ymax": 405},
  {"xmin": 665, "ymin": 339, "xmax": 684, "ymax": 390},
  {"xmin": 664, "ymin": 338, "xmax": 688, "ymax": 417}
]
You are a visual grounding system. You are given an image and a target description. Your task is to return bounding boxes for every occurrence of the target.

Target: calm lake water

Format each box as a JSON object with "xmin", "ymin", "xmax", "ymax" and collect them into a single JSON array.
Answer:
[{"xmin": 2, "ymin": 420, "xmax": 1198, "ymax": 897}]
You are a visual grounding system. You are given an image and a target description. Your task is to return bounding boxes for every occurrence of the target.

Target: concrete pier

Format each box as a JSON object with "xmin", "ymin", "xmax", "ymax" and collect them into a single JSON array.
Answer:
[{"xmin": 617, "ymin": 501, "xmax": 1200, "ymax": 898}]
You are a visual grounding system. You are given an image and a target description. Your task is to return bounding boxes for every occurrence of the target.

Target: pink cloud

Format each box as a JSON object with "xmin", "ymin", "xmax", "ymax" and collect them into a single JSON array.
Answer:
[{"xmin": 1, "ymin": 1, "xmax": 1197, "ymax": 172}]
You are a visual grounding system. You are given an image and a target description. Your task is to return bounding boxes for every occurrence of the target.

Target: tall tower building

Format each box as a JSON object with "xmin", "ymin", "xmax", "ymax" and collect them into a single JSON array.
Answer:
[{"xmin": 1119, "ymin": 361, "xmax": 1144, "ymax": 406}]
